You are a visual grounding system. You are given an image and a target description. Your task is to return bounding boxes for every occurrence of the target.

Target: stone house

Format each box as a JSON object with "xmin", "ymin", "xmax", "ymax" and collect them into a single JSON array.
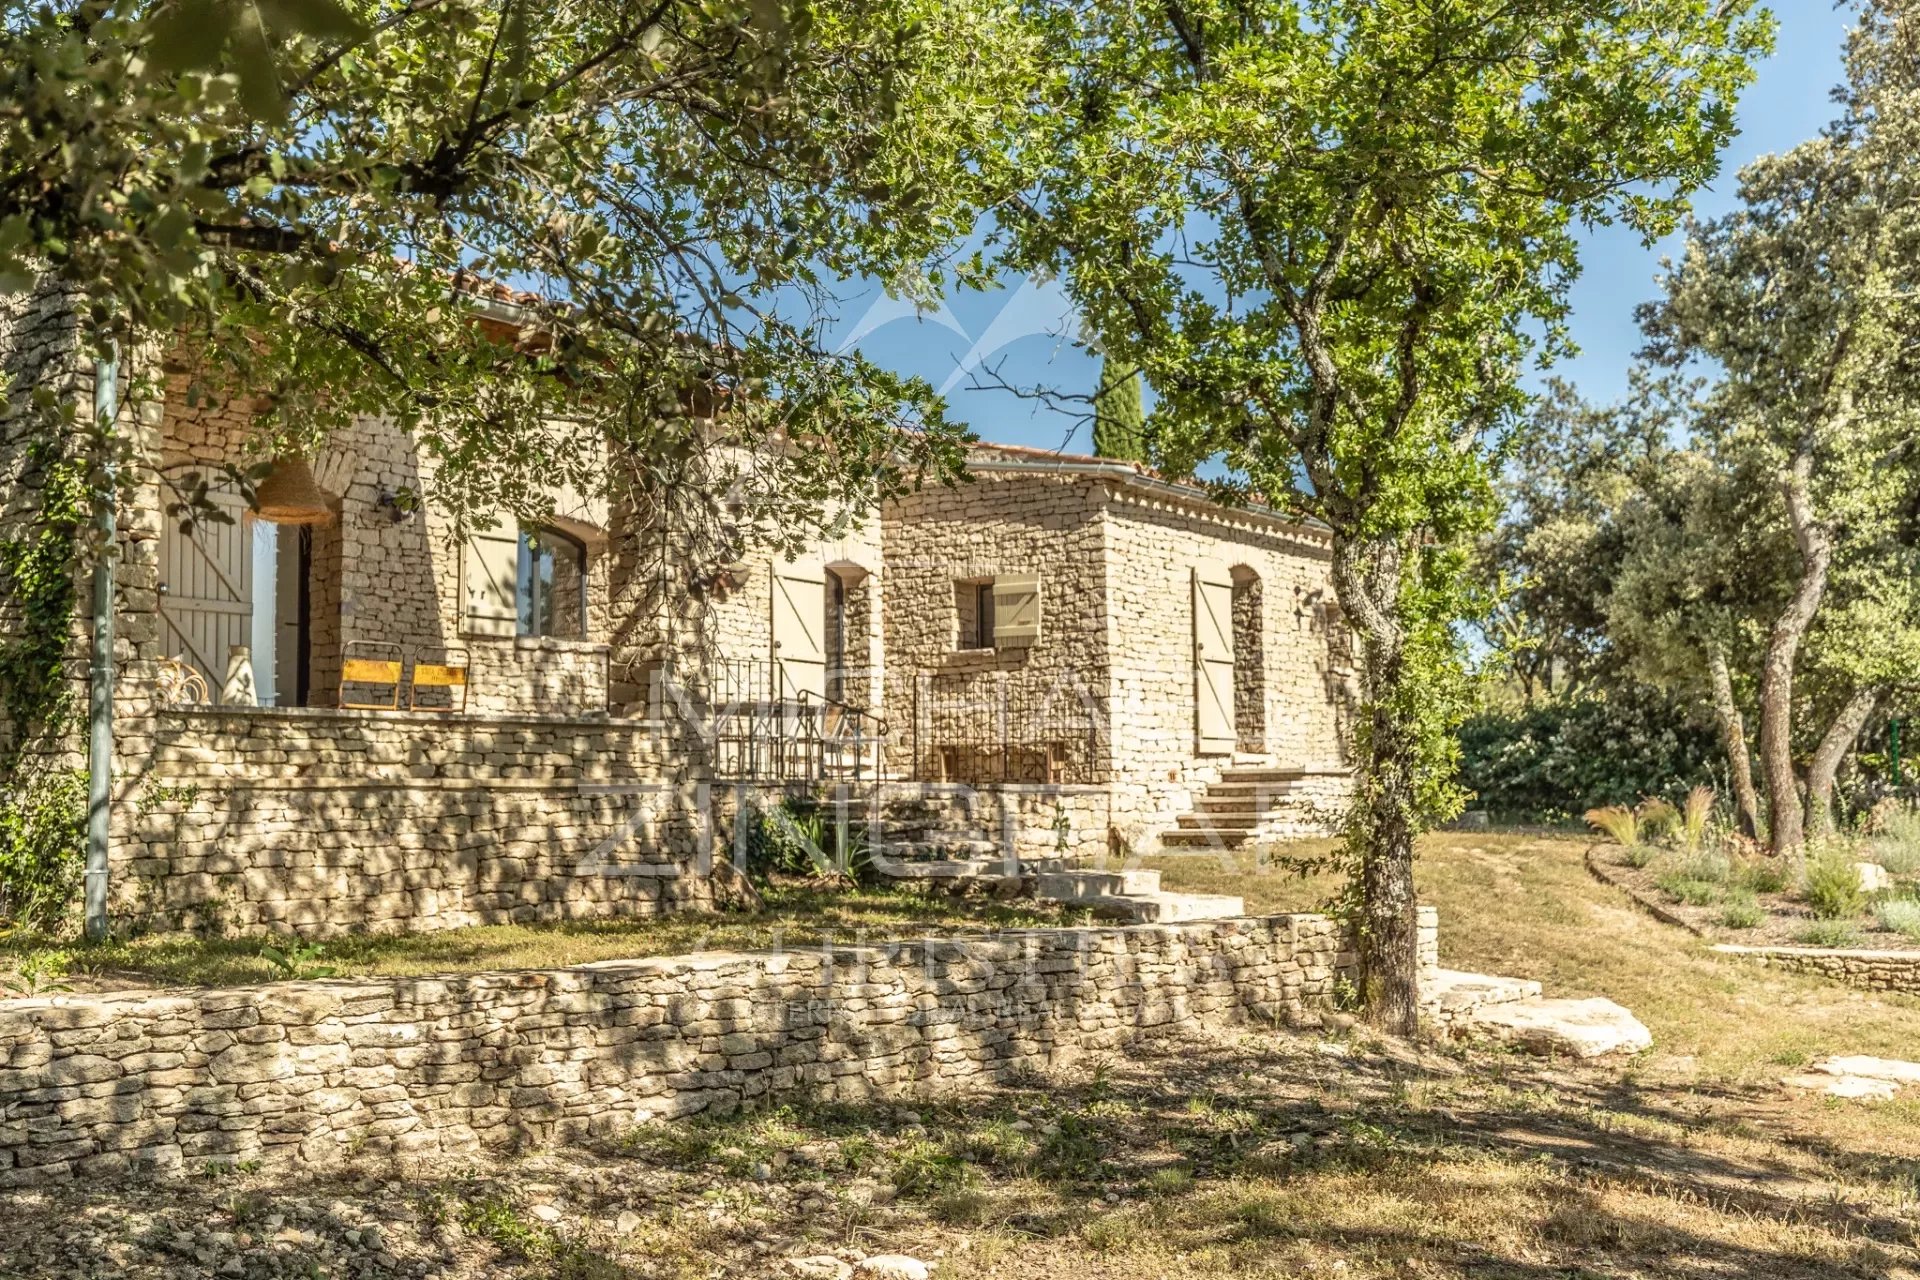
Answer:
[
  {"xmin": 2, "ymin": 281, "xmax": 1351, "ymax": 938},
  {"xmin": 881, "ymin": 445, "xmax": 1355, "ymax": 857}
]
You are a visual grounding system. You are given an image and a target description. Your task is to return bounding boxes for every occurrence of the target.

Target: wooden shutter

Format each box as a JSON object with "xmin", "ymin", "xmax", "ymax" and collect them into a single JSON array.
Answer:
[
  {"xmin": 463, "ymin": 521, "xmax": 521, "ymax": 638},
  {"xmin": 771, "ymin": 561, "xmax": 827, "ymax": 700},
  {"xmin": 1192, "ymin": 560, "xmax": 1236, "ymax": 754},
  {"xmin": 991, "ymin": 573, "xmax": 1041, "ymax": 647},
  {"xmin": 157, "ymin": 490, "xmax": 254, "ymax": 694}
]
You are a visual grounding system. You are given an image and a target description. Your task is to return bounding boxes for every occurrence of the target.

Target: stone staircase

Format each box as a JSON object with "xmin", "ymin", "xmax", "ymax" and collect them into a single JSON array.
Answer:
[
  {"xmin": 1161, "ymin": 763, "xmax": 1351, "ymax": 850},
  {"xmin": 870, "ymin": 796, "xmax": 1245, "ymax": 921},
  {"xmin": 1034, "ymin": 867, "xmax": 1245, "ymax": 924}
]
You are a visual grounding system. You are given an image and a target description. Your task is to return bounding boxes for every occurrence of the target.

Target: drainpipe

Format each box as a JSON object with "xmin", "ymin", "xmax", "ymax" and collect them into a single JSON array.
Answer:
[{"xmin": 83, "ymin": 344, "xmax": 118, "ymax": 944}]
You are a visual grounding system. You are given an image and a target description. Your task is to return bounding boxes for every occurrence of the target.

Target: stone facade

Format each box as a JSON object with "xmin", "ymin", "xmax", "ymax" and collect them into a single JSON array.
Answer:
[
  {"xmin": 0, "ymin": 908, "xmax": 1439, "ymax": 1184},
  {"xmin": 880, "ymin": 455, "xmax": 1354, "ymax": 852}
]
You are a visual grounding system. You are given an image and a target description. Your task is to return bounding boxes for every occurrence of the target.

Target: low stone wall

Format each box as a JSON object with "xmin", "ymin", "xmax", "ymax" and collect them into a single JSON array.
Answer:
[
  {"xmin": 1712, "ymin": 943, "xmax": 1920, "ymax": 993},
  {"xmin": 119, "ymin": 706, "xmax": 712, "ymax": 936},
  {"xmin": 0, "ymin": 910, "xmax": 1438, "ymax": 1184}
]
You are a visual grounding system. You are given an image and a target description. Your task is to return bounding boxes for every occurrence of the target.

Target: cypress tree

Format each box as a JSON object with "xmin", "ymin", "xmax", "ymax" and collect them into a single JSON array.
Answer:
[{"xmin": 1091, "ymin": 357, "xmax": 1146, "ymax": 462}]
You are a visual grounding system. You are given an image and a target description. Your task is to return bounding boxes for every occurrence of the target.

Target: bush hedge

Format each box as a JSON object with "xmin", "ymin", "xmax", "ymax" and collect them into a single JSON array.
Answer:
[{"xmin": 1456, "ymin": 688, "xmax": 1722, "ymax": 825}]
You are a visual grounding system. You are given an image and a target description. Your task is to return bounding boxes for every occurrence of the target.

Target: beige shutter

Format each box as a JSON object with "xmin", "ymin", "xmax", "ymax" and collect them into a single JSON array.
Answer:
[
  {"xmin": 991, "ymin": 573, "xmax": 1041, "ymax": 648},
  {"xmin": 157, "ymin": 489, "xmax": 254, "ymax": 694},
  {"xmin": 771, "ymin": 561, "xmax": 827, "ymax": 700},
  {"xmin": 463, "ymin": 520, "xmax": 521, "ymax": 638},
  {"xmin": 1192, "ymin": 559, "xmax": 1236, "ymax": 754}
]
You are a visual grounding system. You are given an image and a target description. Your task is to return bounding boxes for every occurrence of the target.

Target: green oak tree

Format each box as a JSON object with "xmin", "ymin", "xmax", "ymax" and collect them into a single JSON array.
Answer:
[
  {"xmin": 1639, "ymin": 1, "xmax": 1920, "ymax": 865},
  {"xmin": 1, "ymin": 0, "xmax": 1037, "ymax": 536},
  {"xmin": 1001, "ymin": 0, "xmax": 1769, "ymax": 1031}
]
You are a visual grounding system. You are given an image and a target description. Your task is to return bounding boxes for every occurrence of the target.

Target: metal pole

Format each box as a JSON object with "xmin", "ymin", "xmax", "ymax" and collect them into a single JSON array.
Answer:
[{"xmin": 83, "ymin": 345, "xmax": 118, "ymax": 943}]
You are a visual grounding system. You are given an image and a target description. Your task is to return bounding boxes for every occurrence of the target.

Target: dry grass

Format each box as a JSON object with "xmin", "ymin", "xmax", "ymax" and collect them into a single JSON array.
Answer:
[
  {"xmin": 5, "ymin": 833, "xmax": 1920, "ymax": 1279},
  {"xmin": 1149, "ymin": 832, "xmax": 1920, "ymax": 1085},
  {"xmin": 0, "ymin": 881, "xmax": 1078, "ymax": 992}
]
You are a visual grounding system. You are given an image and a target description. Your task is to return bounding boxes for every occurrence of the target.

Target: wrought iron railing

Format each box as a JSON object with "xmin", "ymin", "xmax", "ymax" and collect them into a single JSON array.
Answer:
[
  {"xmin": 909, "ymin": 670, "xmax": 1103, "ymax": 785},
  {"xmin": 702, "ymin": 657, "xmax": 887, "ymax": 783}
]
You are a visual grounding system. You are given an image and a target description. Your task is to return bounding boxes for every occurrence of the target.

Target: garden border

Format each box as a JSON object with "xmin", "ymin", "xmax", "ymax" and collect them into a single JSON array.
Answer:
[{"xmin": 1587, "ymin": 844, "xmax": 1920, "ymax": 994}]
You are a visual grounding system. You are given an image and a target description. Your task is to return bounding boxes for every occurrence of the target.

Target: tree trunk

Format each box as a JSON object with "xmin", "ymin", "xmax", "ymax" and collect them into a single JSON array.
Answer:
[
  {"xmin": 1757, "ymin": 447, "xmax": 1833, "ymax": 870},
  {"xmin": 1805, "ymin": 686, "xmax": 1881, "ymax": 841},
  {"xmin": 1328, "ymin": 532, "xmax": 1421, "ymax": 1038},
  {"xmin": 1705, "ymin": 641, "xmax": 1764, "ymax": 841}
]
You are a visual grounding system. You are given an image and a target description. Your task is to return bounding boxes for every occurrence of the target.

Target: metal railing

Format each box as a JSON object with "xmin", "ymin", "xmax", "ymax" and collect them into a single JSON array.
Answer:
[
  {"xmin": 909, "ymin": 670, "xmax": 1102, "ymax": 785},
  {"xmin": 706, "ymin": 657, "xmax": 887, "ymax": 783}
]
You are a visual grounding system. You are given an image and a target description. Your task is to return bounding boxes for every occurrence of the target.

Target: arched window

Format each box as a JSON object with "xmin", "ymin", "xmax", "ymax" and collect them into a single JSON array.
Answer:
[{"xmin": 517, "ymin": 526, "xmax": 590, "ymax": 639}]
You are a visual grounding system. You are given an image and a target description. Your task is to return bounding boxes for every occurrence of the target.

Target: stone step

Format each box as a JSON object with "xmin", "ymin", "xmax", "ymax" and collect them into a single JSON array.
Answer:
[
  {"xmin": 1200, "ymin": 781, "xmax": 1308, "ymax": 800},
  {"xmin": 1034, "ymin": 869, "xmax": 1163, "ymax": 900},
  {"xmin": 1464, "ymin": 996, "xmax": 1652, "ymax": 1059},
  {"xmin": 1217, "ymin": 766, "xmax": 1315, "ymax": 783},
  {"xmin": 1420, "ymin": 969, "xmax": 1543, "ymax": 1025},
  {"xmin": 1159, "ymin": 827, "xmax": 1252, "ymax": 848},
  {"xmin": 1078, "ymin": 891, "xmax": 1245, "ymax": 924},
  {"xmin": 1176, "ymin": 810, "xmax": 1266, "ymax": 830},
  {"xmin": 873, "ymin": 858, "xmax": 1024, "ymax": 883},
  {"xmin": 874, "ymin": 837, "xmax": 1000, "ymax": 861}
]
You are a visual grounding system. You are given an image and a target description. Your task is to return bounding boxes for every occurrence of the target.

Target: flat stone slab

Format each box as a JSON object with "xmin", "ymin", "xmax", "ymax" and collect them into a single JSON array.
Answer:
[
  {"xmin": 1813, "ymin": 1055, "xmax": 1920, "ymax": 1083},
  {"xmin": 1467, "ymin": 997, "xmax": 1652, "ymax": 1059},
  {"xmin": 1784, "ymin": 1072, "xmax": 1901, "ymax": 1101},
  {"xmin": 1422, "ymin": 969, "xmax": 1542, "ymax": 1020}
]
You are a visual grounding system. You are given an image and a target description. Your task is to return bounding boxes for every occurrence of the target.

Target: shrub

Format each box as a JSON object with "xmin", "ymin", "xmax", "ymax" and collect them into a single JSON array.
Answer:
[
  {"xmin": 1874, "ymin": 897, "xmax": 1920, "ymax": 943},
  {"xmin": 1802, "ymin": 854, "xmax": 1866, "ymax": 921},
  {"xmin": 1673, "ymin": 849, "xmax": 1731, "ymax": 884},
  {"xmin": 1795, "ymin": 920, "xmax": 1862, "ymax": 948},
  {"xmin": 1864, "ymin": 807, "xmax": 1920, "ymax": 875},
  {"xmin": 1733, "ymin": 859, "xmax": 1789, "ymax": 895},
  {"xmin": 743, "ymin": 800, "xmax": 832, "ymax": 878},
  {"xmin": 1681, "ymin": 785, "xmax": 1715, "ymax": 854},
  {"xmin": 1623, "ymin": 842, "xmax": 1660, "ymax": 869},
  {"xmin": 1718, "ymin": 895, "xmax": 1764, "ymax": 930},
  {"xmin": 1653, "ymin": 871, "xmax": 1719, "ymax": 907},
  {"xmin": 1455, "ymin": 689, "xmax": 1721, "ymax": 824},
  {"xmin": 1584, "ymin": 805, "xmax": 1639, "ymax": 848},
  {"xmin": 0, "ymin": 768, "xmax": 85, "ymax": 932}
]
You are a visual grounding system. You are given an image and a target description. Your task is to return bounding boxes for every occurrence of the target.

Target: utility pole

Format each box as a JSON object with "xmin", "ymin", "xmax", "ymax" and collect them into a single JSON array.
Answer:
[{"xmin": 83, "ymin": 344, "xmax": 118, "ymax": 943}]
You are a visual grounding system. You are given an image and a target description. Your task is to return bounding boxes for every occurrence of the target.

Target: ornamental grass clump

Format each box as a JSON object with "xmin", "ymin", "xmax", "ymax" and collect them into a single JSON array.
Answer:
[
  {"xmin": 1866, "ymin": 807, "xmax": 1920, "ymax": 876},
  {"xmin": 1637, "ymin": 798, "xmax": 1680, "ymax": 845},
  {"xmin": 1585, "ymin": 805, "xmax": 1639, "ymax": 848},
  {"xmin": 1680, "ymin": 786, "xmax": 1715, "ymax": 855}
]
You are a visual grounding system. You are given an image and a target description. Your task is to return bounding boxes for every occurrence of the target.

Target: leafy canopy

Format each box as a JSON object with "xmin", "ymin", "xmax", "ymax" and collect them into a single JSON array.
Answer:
[
  {"xmin": 1004, "ymin": 0, "xmax": 1772, "ymax": 547},
  {"xmin": 0, "ymin": 0, "xmax": 1038, "ymax": 536}
]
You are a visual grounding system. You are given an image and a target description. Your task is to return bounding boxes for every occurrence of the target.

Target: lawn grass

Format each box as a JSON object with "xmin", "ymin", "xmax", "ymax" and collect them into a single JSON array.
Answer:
[
  {"xmin": 4, "ymin": 832, "xmax": 1920, "ymax": 1278},
  {"xmin": 1149, "ymin": 831, "xmax": 1920, "ymax": 1086},
  {"xmin": 0, "ymin": 881, "xmax": 1080, "ymax": 991}
]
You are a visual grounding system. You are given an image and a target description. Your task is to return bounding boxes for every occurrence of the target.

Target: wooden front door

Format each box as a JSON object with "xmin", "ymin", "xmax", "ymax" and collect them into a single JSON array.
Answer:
[
  {"xmin": 157, "ymin": 490, "xmax": 255, "ymax": 694},
  {"xmin": 1192, "ymin": 559, "xmax": 1236, "ymax": 755},
  {"xmin": 771, "ymin": 561, "xmax": 827, "ymax": 700}
]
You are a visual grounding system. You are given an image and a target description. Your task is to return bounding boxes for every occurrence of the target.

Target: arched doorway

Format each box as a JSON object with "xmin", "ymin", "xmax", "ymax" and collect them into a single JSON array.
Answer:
[{"xmin": 1230, "ymin": 565, "xmax": 1266, "ymax": 753}]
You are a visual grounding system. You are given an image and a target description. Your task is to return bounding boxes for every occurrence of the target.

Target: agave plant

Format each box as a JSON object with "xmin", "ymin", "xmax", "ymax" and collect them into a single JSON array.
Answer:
[
  {"xmin": 1681, "ymin": 785, "xmax": 1715, "ymax": 854},
  {"xmin": 1584, "ymin": 804, "xmax": 1639, "ymax": 848}
]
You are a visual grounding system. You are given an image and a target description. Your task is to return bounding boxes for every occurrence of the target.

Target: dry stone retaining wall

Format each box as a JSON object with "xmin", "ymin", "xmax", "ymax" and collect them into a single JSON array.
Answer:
[
  {"xmin": 1712, "ymin": 943, "xmax": 1920, "ymax": 993},
  {"xmin": 0, "ymin": 908, "xmax": 1439, "ymax": 1185},
  {"xmin": 118, "ymin": 706, "xmax": 712, "ymax": 935}
]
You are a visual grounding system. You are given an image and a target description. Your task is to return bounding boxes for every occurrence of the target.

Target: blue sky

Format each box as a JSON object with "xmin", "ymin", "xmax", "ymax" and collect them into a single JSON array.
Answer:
[{"xmin": 830, "ymin": 4, "xmax": 1852, "ymax": 454}]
